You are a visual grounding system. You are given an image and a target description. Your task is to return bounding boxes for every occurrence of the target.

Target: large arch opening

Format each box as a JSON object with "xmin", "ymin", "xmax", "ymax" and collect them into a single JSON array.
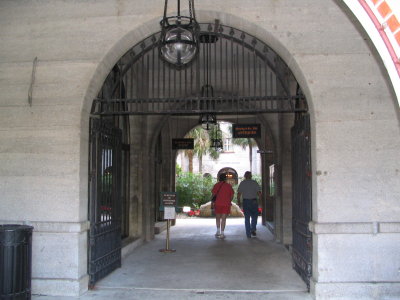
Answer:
[
  {"xmin": 87, "ymin": 21, "xmax": 312, "ymax": 291},
  {"xmin": 173, "ymin": 121, "xmax": 261, "ymax": 216}
]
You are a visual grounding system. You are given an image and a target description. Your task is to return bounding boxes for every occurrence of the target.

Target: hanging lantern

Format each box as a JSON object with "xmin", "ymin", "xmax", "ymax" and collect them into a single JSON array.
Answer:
[
  {"xmin": 199, "ymin": 113, "xmax": 216, "ymax": 130},
  {"xmin": 211, "ymin": 137, "xmax": 223, "ymax": 151},
  {"xmin": 159, "ymin": 0, "xmax": 199, "ymax": 67},
  {"xmin": 211, "ymin": 123, "xmax": 223, "ymax": 151}
]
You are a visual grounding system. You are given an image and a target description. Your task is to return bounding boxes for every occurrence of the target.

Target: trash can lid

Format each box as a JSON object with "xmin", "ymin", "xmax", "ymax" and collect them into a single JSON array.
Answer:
[{"xmin": 0, "ymin": 224, "xmax": 34, "ymax": 232}]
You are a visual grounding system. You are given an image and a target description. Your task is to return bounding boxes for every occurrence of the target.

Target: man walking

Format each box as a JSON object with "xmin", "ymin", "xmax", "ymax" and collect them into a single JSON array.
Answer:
[{"xmin": 237, "ymin": 171, "xmax": 262, "ymax": 238}]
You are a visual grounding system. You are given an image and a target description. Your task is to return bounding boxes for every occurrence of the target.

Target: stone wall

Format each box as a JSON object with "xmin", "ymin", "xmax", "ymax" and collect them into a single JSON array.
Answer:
[{"xmin": 0, "ymin": 0, "xmax": 399, "ymax": 298}]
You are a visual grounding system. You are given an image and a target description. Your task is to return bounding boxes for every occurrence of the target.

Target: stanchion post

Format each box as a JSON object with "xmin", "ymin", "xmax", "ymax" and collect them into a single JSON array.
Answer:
[
  {"xmin": 159, "ymin": 192, "xmax": 177, "ymax": 253},
  {"xmin": 160, "ymin": 219, "xmax": 176, "ymax": 253}
]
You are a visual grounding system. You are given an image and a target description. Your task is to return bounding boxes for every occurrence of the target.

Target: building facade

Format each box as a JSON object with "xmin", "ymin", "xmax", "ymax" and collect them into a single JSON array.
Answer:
[{"xmin": 0, "ymin": 1, "xmax": 399, "ymax": 299}]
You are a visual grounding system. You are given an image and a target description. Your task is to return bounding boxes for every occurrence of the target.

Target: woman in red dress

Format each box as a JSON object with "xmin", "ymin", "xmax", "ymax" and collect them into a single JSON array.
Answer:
[{"xmin": 211, "ymin": 173, "xmax": 234, "ymax": 239}]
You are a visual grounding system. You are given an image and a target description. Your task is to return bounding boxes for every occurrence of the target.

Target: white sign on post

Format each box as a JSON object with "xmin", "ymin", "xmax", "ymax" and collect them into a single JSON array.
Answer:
[{"xmin": 164, "ymin": 206, "xmax": 176, "ymax": 220}]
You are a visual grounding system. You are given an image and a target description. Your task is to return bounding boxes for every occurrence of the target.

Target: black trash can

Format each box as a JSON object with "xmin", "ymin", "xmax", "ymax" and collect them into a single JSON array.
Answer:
[{"xmin": 0, "ymin": 224, "xmax": 33, "ymax": 300}]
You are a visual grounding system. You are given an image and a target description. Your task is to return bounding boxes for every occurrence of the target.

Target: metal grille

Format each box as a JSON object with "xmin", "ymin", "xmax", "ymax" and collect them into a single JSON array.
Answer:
[
  {"xmin": 91, "ymin": 23, "xmax": 307, "ymax": 115},
  {"xmin": 91, "ymin": 95, "xmax": 306, "ymax": 115},
  {"xmin": 88, "ymin": 118, "xmax": 122, "ymax": 287},
  {"xmin": 291, "ymin": 113, "xmax": 312, "ymax": 290}
]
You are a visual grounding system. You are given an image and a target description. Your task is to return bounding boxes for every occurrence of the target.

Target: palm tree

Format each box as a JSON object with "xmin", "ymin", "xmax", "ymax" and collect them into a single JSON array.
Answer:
[
  {"xmin": 183, "ymin": 130, "xmax": 196, "ymax": 173},
  {"xmin": 185, "ymin": 149, "xmax": 195, "ymax": 173},
  {"xmin": 192, "ymin": 127, "xmax": 209, "ymax": 174},
  {"xmin": 184, "ymin": 126, "xmax": 220, "ymax": 173},
  {"xmin": 207, "ymin": 126, "xmax": 221, "ymax": 168}
]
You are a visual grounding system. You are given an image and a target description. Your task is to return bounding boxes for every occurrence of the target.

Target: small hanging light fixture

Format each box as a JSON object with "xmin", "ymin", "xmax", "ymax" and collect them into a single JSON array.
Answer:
[
  {"xmin": 199, "ymin": 113, "xmax": 216, "ymax": 130},
  {"xmin": 159, "ymin": 0, "xmax": 200, "ymax": 67},
  {"xmin": 199, "ymin": 83, "xmax": 216, "ymax": 130},
  {"xmin": 211, "ymin": 123, "xmax": 223, "ymax": 151}
]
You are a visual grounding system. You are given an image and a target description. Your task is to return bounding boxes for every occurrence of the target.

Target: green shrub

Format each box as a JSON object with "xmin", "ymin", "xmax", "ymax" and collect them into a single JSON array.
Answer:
[{"xmin": 175, "ymin": 172, "xmax": 215, "ymax": 208}]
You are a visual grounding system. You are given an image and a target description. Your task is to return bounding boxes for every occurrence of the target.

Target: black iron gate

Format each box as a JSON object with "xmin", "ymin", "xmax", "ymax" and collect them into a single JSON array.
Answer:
[
  {"xmin": 88, "ymin": 117, "xmax": 122, "ymax": 287},
  {"xmin": 291, "ymin": 113, "xmax": 312, "ymax": 290},
  {"xmin": 91, "ymin": 23, "xmax": 307, "ymax": 116}
]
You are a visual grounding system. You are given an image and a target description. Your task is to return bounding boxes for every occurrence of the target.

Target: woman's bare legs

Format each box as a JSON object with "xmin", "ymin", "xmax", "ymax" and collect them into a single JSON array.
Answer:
[
  {"xmin": 216, "ymin": 214, "xmax": 228, "ymax": 238},
  {"xmin": 220, "ymin": 214, "xmax": 227, "ymax": 232},
  {"xmin": 218, "ymin": 214, "xmax": 227, "ymax": 238},
  {"xmin": 215, "ymin": 214, "xmax": 221, "ymax": 236}
]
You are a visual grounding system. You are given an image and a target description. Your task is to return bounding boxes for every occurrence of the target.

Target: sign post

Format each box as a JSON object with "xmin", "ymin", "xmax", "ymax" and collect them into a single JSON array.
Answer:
[{"xmin": 159, "ymin": 192, "xmax": 177, "ymax": 253}]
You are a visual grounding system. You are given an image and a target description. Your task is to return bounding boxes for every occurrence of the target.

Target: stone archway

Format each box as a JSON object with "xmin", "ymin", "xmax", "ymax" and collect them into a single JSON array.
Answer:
[
  {"xmin": 84, "ymin": 17, "xmax": 314, "ymax": 289},
  {"xmin": 218, "ymin": 167, "xmax": 238, "ymax": 186},
  {"xmin": 79, "ymin": 4, "xmax": 400, "ymax": 298}
]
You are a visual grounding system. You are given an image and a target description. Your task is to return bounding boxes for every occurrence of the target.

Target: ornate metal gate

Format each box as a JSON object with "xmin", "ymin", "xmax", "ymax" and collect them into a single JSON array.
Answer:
[
  {"xmin": 88, "ymin": 21, "xmax": 311, "ymax": 288},
  {"xmin": 88, "ymin": 117, "xmax": 122, "ymax": 287},
  {"xmin": 91, "ymin": 23, "xmax": 307, "ymax": 116},
  {"xmin": 291, "ymin": 113, "xmax": 312, "ymax": 290}
]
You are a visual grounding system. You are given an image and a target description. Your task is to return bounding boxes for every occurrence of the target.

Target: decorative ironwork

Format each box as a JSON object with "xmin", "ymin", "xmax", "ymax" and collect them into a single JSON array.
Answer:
[
  {"xmin": 88, "ymin": 118, "xmax": 122, "ymax": 287},
  {"xmin": 91, "ymin": 95, "xmax": 306, "ymax": 115},
  {"xmin": 291, "ymin": 113, "xmax": 312, "ymax": 290},
  {"xmin": 92, "ymin": 23, "xmax": 308, "ymax": 116}
]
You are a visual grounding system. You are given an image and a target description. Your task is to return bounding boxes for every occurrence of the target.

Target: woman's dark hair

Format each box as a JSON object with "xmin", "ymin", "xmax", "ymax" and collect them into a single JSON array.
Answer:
[{"xmin": 219, "ymin": 173, "xmax": 227, "ymax": 181}]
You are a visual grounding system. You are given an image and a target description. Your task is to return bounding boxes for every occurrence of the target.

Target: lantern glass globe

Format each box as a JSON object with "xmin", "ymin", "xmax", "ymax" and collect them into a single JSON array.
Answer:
[{"xmin": 160, "ymin": 27, "xmax": 197, "ymax": 65}]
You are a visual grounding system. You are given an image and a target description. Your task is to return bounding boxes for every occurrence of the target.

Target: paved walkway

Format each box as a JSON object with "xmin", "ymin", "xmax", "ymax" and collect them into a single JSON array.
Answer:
[{"xmin": 33, "ymin": 218, "xmax": 313, "ymax": 300}]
